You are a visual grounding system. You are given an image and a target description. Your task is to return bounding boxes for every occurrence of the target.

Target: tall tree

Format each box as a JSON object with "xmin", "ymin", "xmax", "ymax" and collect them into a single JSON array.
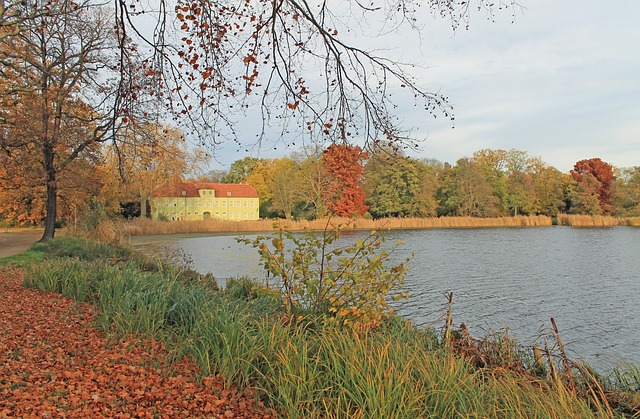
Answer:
[
  {"xmin": 570, "ymin": 158, "xmax": 615, "ymax": 215},
  {"xmin": 0, "ymin": 1, "xmax": 145, "ymax": 240},
  {"xmin": 322, "ymin": 144, "xmax": 368, "ymax": 217},
  {"xmin": 527, "ymin": 157, "xmax": 566, "ymax": 216},
  {"xmin": 268, "ymin": 158, "xmax": 302, "ymax": 220}
]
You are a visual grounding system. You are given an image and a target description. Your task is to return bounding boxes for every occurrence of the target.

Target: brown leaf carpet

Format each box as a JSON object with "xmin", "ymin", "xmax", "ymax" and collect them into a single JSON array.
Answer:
[{"xmin": 0, "ymin": 267, "xmax": 275, "ymax": 418}]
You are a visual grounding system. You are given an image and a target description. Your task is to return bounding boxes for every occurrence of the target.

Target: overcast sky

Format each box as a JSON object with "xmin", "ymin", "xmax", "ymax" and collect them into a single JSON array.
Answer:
[{"xmin": 207, "ymin": 1, "xmax": 640, "ymax": 174}]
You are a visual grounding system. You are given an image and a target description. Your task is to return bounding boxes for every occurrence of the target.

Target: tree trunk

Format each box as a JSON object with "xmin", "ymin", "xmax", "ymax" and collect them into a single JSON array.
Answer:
[
  {"xmin": 140, "ymin": 195, "xmax": 148, "ymax": 218},
  {"xmin": 40, "ymin": 146, "xmax": 57, "ymax": 241}
]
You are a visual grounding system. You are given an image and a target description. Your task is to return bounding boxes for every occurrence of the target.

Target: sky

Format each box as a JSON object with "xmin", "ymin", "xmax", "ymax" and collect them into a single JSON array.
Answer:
[{"xmin": 206, "ymin": 1, "xmax": 640, "ymax": 174}]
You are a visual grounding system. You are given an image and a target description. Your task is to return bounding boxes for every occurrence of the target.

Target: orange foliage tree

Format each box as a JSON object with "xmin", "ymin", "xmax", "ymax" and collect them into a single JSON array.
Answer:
[
  {"xmin": 100, "ymin": 124, "xmax": 203, "ymax": 218},
  {"xmin": 570, "ymin": 158, "xmax": 615, "ymax": 214},
  {"xmin": 0, "ymin": 1, "xmax": 151, "ymax": 240},
  {"xmin": 322, "ymin": 144, "xmax": 368, "ymax": 217}
]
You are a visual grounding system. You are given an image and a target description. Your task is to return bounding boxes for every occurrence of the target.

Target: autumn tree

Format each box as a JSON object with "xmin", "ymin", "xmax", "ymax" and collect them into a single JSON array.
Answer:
[
  {"xmin": 570, "ymin": 158, "xmax": 615, "ymax": 214},
  {"xmin": 0, "ymin": 0, "xmax": 65, "ymax": 41},
  {"xmin": 527, "ymin": 157, "xmax": 566, "ymax": 216},
  {"xmin": 0, "ymin": 0, "xmax": 148, "ymax": 240},
  {"xmin": 100, "ymin": 125, "xmax": 203, "ymax": 218},
  {"xmin": 322, "ymin": 144, "xmax": 368, "ymax": 217},
  {"xmin": 0, "ymin": 70, "xmax": 104, "ymax": 227}
]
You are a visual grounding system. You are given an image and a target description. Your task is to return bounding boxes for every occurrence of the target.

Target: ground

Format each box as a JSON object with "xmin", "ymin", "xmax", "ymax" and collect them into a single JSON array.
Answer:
[
  {"xmin": 0, "ymin": 231, "xmax": 42, "ymax": 259},
  {"xmin": 0, "ymin": 267, "xmax": 275, "ymax": 418}
]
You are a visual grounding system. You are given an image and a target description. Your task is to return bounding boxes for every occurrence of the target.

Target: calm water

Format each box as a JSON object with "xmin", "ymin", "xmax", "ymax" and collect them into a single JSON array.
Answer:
[{"xmin": 132, "ymin": 227, "xmax": 640, "ymax": 367}]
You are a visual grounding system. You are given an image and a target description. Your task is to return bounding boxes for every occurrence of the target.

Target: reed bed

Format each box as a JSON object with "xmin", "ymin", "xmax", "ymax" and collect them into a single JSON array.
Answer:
[
  {"xmin": 557, "ymin": 214, "xmax": 640, "ymax": 227},
  {"xmin": 19, "ymin": 237, "xmax": 639, "ymax": 418},
  {"xmin": 120, "ymin": 215, "xmax": 553, "ymax": 237}
]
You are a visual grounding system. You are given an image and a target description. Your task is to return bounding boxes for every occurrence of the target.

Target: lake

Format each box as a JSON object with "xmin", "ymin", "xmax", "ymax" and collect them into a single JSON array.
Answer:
[{"xmin": 132, "ymin": 226, "xmax": 640, "ymax": 368}]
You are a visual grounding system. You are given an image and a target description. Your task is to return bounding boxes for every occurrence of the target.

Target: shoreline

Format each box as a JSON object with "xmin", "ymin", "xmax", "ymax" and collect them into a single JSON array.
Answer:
[{"xmin": 118, "ymin": 214, "xmax": 639, "ymax": 237}]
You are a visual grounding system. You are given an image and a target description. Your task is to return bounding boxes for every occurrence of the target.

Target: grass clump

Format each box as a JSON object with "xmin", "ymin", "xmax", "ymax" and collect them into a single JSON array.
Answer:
[{"xmin": 19, "ymin": 235, "xmax": 639, "ymax": 418}]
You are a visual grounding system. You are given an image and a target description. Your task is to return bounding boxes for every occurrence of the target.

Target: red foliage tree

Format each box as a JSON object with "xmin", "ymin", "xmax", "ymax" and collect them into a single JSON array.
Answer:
[
  {"xmin": 570, "ymin": 158, "xmax": 616, "ymax": 214},
  {"xmin": 322, "ymin": 144, "xmax": 369, "ymax": 217}
]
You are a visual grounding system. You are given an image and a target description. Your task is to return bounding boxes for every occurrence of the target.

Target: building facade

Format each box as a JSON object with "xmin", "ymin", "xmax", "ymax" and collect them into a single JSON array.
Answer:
[{"xmin": 151, "ymin": 182, "xmax": 259, "ymax": 221}]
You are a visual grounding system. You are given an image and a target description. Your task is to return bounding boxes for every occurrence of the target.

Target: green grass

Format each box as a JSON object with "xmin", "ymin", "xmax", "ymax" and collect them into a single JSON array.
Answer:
[
  {"xmin": 0, "ymin": 249, "xmax": 46, "ymax": 267},
  {"xmin": 18, "ymin": 236, "xmax": 639, "ymax": 418}
]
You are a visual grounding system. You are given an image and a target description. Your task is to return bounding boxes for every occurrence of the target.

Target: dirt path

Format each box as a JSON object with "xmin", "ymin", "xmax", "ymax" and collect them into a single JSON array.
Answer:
[
  {"xmin": 0, "ymin": 267, "xmax": 275, "ymax": 418},
  {"xmin": 0, "ymin": 231, "xmax": 42, "ymax": 259}
]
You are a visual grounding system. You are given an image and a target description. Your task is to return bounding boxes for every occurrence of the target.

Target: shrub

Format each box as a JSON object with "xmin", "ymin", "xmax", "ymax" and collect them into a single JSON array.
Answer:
[{"xmin": 238, "ymin": 222, "xmax": 410, "ymax": 327}]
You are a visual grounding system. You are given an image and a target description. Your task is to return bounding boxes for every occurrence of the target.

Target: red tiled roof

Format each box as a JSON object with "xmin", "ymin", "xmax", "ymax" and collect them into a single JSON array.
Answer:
[{"xmin": 154, "ymin": 182, "xmax": 258, "ymax": 198}]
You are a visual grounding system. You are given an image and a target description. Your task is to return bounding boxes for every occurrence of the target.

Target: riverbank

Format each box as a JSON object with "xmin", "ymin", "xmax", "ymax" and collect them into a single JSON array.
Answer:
[
  {"xmin": 3, "ymin": 237, "xmax": 638, "ymax": 417},
  {"xmin": 117, "ymin": 214, "xmax": 639, "ymax": 237}
]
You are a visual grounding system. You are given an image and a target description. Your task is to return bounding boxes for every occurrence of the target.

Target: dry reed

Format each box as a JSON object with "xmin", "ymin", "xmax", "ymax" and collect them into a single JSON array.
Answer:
[
  {"xmin": 557, "ymin": 214, "xmax": 640, "ymax": 227},
  {"xmin": 119, "ymin": 215, "xmax": 554, "ymax": 237}
]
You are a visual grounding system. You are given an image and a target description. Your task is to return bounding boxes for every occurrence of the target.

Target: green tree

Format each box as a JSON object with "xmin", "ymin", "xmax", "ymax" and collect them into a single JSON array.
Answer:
[
  {"xmin": 268, "ymin": 158, "xmax": 302, "ymax": 220},
  {"xmin": 527, "ymin": 158, "xmax": 566, "ymax": 216},
  {"xmin": 437, "ymin": 158, "xmax": 500, "ymax": 217},
  {"xmin": 613, "ymin": 167, "xmax": 640, "ymax": 216},
  {"xmin": 223, "ymin": 157, "xmax": 263, "ymax": 184},
  {"xmin": 364, "ymin": 154, "xmax": 437, "ymax": 218}
]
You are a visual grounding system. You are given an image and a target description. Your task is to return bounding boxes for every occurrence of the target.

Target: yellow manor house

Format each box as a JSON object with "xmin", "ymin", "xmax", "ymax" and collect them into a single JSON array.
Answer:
[{"xmin": 151, "ymin": 182, "xmax": 259, "ymax": 221}]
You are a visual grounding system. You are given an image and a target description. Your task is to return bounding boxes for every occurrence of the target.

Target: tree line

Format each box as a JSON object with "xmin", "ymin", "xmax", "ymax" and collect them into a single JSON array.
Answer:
[
  {"xmin": 2, "ymin": 129, "xmax": 639, "ymax": 227},
  {"xmin": 205, "ymin": 147, "xmax": 640, "ymax": 221}
]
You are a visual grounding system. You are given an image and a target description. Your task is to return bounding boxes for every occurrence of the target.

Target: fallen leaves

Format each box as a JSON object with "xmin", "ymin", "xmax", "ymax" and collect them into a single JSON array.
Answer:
[{"xmin": 0, "ymin": 267, "xmax": 275, "ymax": 418}]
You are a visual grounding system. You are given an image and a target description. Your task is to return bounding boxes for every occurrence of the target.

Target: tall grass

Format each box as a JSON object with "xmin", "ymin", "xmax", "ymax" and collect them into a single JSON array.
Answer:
[
  {"xmin": 21, "ymin": 237, "xmax": 637, "ymax": 418},
  {"xmin": 121, "ymin": 215, "xmax": 553, "ymax": 236},
  {"xmin": 557, "ymin": 214, "xmax": 640, "ymax": 227}
]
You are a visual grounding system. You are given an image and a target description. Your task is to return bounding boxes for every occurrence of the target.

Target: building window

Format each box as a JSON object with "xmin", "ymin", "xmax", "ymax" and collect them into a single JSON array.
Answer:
[
  {"xmin": 236, "ymin": 200, "xmax": 240, "ymax": 207},
  {"xmin": 227, "ymin": 192, "xmax": 232, "ymax": 196},
  {"xmin": 208, "ymin": 200, "xmax": 212, "ymax": 206},
  {"xmin": 230, "ymin": 201, "xmax": 234, "ymax": 207},
  {"xmin": 230, "ymin": 213, "xmax": 234, "ymax": 219},
  {"xmin": 181, "ymin": 190, "xmax": 187, "ymax": 196},
  {"xmin": 222, "ymin": 201, "xmax": 226, "ymax": 207},
  {"xmin": 251, "ymin": 201, "xmax": 255, "ymax": 207},
  {"xmin": 243, "ymin": 201, "xmax": 247, "ymax": 207}
]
